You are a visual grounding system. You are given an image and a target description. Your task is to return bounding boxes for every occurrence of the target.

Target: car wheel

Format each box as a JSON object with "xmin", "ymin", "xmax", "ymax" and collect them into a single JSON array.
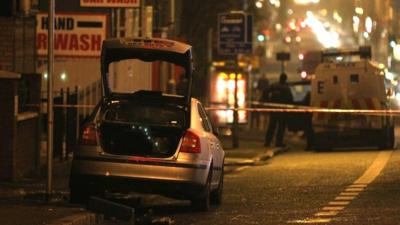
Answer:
[
  {"xmin": 388, "ymin": 126, "xmax": 395, "ymax": 149},
  {"xmin": 70, "ymin": 187, "xmax": 89, "ymax": 204},
  {"xmin": 391, "ymin": 133, "xmax": 395, "ymax": 149},
  {"xmin": 191, "ymin": 170, "xmax": 211, "ymax": 212},
  {"xmin": 379, "ymin": 126, "xmax": 395, "ymax": 150},
  {"xmin": 210, "ymin": 165, "xmax": 224, "ymax": 205}
]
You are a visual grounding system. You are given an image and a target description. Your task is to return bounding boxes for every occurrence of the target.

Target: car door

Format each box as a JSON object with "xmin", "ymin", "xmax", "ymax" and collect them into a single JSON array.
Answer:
[{"xmin": 197, "ymin": 102, "xmax": 223, "ymax": 186}]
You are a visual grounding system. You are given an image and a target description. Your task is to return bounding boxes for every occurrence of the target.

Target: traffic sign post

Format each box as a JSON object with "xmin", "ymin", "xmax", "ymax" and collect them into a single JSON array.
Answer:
[
  {"xmin": 276, "ymin": 52, "xmax": 291, "ymax": 74},
  {"xmin": 218, "ymin": 11, "xmax": 252, "ymax": 148},
  {"xmin": 47, "ymin": 0, "xmax": 54, "ymax": 202},
  {"xmin": 218, "ymin": 12, "xmax": 252, "ymax": 55}
]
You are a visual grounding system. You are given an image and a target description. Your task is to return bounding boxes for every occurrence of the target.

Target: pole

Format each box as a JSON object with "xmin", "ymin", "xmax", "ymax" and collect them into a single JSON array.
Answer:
[
  {"xmin": 116, "ymin": 8, "xmax": 120, "ymax": 38},
  {"xmin": 206, "ymin": 28, "xmax": 213, "ymax": 106},
  {"xmin": 232, "ymin": 59, "xmax": 239, "ymax": 148},
  {"xmin": 170, "ymin": 0, "xmax": 175, "ymax": 36},
  {"xmin": 242, "ymin": 0, "xmax": 248, "ymax": 11},
  {"xmin": 46, "ymin": 0, "xmax": 55, "ymax": 201},
  {"xmin": 110, "ymin": 9, "xmax": 115, "ymax": 37},
  {"xmin": 141, "ymin": 0, "xmax": 146, "ymax": 37}
]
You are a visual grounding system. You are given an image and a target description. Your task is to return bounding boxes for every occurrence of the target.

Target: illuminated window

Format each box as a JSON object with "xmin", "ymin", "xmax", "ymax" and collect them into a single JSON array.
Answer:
[{"xmin": 60, "ymin": 72, "xmax": 67, "ymax": 81}]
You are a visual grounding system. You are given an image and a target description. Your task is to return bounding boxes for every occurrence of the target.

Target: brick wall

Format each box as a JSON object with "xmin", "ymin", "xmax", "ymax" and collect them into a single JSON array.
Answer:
[
  {"xmin": 16, "ymin": 117, "xmax": 39, "ymax": 179},
  {"xmin": 0, "ymin": 79, "xmax": 18, "ymax": 180},
  {"xmin": 14, "ymin": 18, "xmax": 36, "ymax": 73},
  {"xmin": 0, "ymin": 19, "xmax": 15, "ymax": 71},
  {"xmin": 0, "ymin": 17, "xmax": 36, "ymax": 74},
  {"xmin": 0, "ymin": 72, "xmax": 41, "ymax": 181}
]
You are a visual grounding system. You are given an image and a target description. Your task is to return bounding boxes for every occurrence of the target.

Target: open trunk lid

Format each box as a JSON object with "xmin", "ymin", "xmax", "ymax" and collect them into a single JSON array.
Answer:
[{"xmin": 100, "ymin": 37, "xmax": 193, "ymax": 105}]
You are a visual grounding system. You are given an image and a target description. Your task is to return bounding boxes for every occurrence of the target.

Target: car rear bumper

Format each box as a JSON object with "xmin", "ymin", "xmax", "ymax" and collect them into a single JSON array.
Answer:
[
  {"xmin": 70, "ymin": 173, "xmax": 208, "ymax": 199},
  {"xmin": 70, "ymin": 156, "xmax": 210, "ymax": 199}
]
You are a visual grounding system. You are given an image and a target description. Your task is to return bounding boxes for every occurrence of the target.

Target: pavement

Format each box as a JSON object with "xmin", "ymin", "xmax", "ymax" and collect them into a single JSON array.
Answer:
[
  {"xmin": 220, "ymin": 130, "xmax": 288, "ymax": 173},
  {"xmin": 0, "ymin": 129, "xmax": 290, "ymax": 225}
]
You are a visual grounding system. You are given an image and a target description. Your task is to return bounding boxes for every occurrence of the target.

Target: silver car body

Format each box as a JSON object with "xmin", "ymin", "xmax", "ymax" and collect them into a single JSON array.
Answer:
[
  {"xmin": 70, "ymin": 37, "xmax": 225, "ymax": 201},
  {"xmin": 70, "ymin": 98, "xmax": 224, "ymax": 199}
]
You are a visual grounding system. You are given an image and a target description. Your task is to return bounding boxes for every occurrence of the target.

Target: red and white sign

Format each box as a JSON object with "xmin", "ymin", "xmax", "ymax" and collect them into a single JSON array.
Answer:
[
  {"xmin": 80, "ymin": 0, "xmax": 139, "ymax": 8},
  {"xmin": 36, "ymin": 13, "xmax": 107, "ymax": 57}
]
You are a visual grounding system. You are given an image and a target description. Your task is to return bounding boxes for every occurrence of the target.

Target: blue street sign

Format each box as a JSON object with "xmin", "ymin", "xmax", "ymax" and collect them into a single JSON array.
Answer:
[{"xmin": 218, "ymin": 12, "xmax": 252, "ymax": 55}]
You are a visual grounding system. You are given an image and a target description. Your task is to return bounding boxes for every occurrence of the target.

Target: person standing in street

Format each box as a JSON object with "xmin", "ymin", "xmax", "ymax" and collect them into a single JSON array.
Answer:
[
  {"xmin": 254, "ymin": 75, "xmax": 270, "ymax": 130},
  {"xmin": 258, "ymin": 75, "xmax": 270, "ymax": 103},
  {"xmin": 263, "ymin": 73, "xmax": 293, "ymax": 148}
]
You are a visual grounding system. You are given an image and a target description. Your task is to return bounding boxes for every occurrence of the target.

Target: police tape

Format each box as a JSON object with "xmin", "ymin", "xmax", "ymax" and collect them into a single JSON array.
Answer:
[
  {"xmin": 52, "ymin": 104, "xmax": 97, "ymax": 109},
  {"xmin": 28, "ymin": 103, "xmax": 96, "ymax": 109},
  {"xmin": 204, "ymin": 107, "xmax": 399, "ymax": 115},
  {"xmin": 205, "ymin": 101, "xmax": 400, "ymax": 116},
  {"xmin": 28, "ymin": 102, "xmax": 400, "ymax": 116}
]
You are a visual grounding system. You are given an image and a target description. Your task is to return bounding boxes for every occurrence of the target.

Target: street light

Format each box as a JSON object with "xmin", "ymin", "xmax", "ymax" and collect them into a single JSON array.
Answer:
[
  {"xmin": 294, "ymin": 0, "xmax": 319, "ymax": 4},
  {"xmin": 257, "ymin": 34, "xmax": 266, "ymax": 42},
  {"xmin": 60, "ymin": 72, "xmax": 67, "ymax": 81},
  {"xmin": 353, "ymin": 16, "xmax": 360, "ymax": 33},
  {"xmin": 269, "ymin": 0, "xmax": 280, "ymax": 8},
  {"xmin": 393, "ymin": 44, "xmax": 400, "ymax": 61},
  {"xmin": 255, "ymin": 1, "xmax": 263, "ymax": 8},
  {"xmin": 355, "ymin": 7, "xmax": 364, "ymax": 15},
  {"xmin": 365, "ymin": 17, "xmax": 373, "ymax": 33}
]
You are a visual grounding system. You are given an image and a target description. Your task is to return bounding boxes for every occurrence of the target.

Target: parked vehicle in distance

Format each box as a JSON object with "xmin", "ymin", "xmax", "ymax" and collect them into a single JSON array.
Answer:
[
  {"xmin": 69, "ymin": 37, "xmax": 225, "ymax": 211},
  {"xmin": 287, "ymin": 80, "xmax": 311, "ymax": 133},
  {"xmin": 310, "ymin": 46, "xmax": 395, "ymax": 150}
]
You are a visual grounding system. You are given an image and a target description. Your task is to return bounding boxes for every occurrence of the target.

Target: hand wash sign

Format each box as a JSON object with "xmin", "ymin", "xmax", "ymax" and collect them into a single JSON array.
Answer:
[{"xmin": 36, "ymin": 13, "xmax": 107, "ymax": 57}]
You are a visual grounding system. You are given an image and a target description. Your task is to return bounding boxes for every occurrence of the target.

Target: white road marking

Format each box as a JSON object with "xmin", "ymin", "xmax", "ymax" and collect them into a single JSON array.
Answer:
[
  {"xmin": 345, "ymin": 187, "xmax": 364, "ymax": 192},
  {"xmin": 354, "ymin": 151, "xmax": 393, "ymax": 184},
  {"xmin": 315, "ymin": 211, "xmax": 339, "ymax": 217},
  {"xmin": 288, "ymin": 150, "xmax": 393, "ymax": 224},
  {"xmin": 328, "ymin": 201, "xmax": 350, "ymax": 206},
  {"xmin": 348, "ymin": 184, "xmax": 367, "ymax": 188},
  {"xmin": 322, "ymin": 206, "xmax": 345, "ymax": 211},
  {"xmin": 288, "ymin": 218, "xmax": 332, "ymax": 223},
  {"xmin": 339, "ymin": 192, "xmax": 359, "ymax": 196},
  {"xmin": 335, "ymin": 196, "xmax": 355, "ymax": 201}
]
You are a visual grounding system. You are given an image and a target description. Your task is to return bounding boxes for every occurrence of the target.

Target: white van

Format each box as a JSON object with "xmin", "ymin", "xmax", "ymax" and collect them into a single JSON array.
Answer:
[{"xmin": 309, "ymin": 47, "xmax": 394, "ymax": 149}]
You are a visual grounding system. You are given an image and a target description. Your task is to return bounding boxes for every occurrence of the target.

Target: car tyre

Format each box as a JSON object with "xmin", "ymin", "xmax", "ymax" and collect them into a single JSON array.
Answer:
[
  {"xmin": 379, "ymin": 126, "xmax": 395, "ymax": 150},
  {"xmin": 388, "ymin": 126, "xmax": 395, "ymax": 149},
  {"xmin": 191, "ymin": 170, "xmax": 211, "ymax": 212},
  {"xmin": 210, "ymin": 165, "xmax": 224, "ymax": 205},
  {"xmin": 70, "ymin": 187, "xmax": 89, "ymax": 204}
]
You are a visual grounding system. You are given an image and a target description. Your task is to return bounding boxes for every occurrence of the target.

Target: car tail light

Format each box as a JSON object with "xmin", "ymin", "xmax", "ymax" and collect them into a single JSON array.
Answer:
[
  {"xmin": 179, "ymin": 130, "xmax": 201, "ymax": 153},
  {"xmin": 81, "ymin": 123, "xmax": 97, "ymax": 145}
]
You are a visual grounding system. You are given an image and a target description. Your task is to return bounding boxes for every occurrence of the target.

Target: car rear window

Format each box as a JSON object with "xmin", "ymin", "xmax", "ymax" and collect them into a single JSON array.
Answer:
[
  {"xmin": 108, "ymin": 58, "xmax": 188, "ymax": 96},
  {"xmin": 102, "ymin": 101, "xmax": 186, "ymax": 127}
]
